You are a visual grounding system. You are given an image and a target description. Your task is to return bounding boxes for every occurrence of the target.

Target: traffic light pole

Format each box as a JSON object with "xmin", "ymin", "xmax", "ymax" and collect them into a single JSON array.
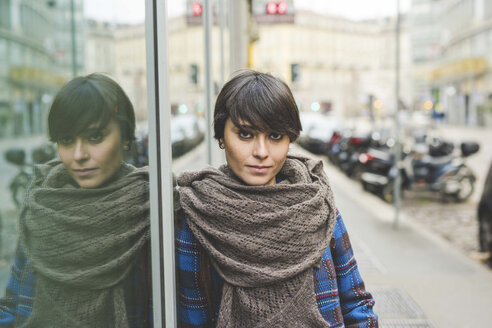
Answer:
[
  {"xmin": 229, "ymin": 0, "xmax": 249, "ymax": 71},
  {"xmin": 219, "ymin": 0, "xmax": 226, "ymax": 87},
  {"xmin": 203, "ymin": 0, "xmax": 213, "ymax": 165}
]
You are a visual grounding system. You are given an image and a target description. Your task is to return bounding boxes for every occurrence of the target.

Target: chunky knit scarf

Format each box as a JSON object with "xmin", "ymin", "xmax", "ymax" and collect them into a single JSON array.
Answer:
[
  {"xmin": 19, "ymin": 160, "xmax": 150, "ymax": 328},
  {"xmin": 178, "ymin": 154, "xmax": 337, "ymax": 327}
]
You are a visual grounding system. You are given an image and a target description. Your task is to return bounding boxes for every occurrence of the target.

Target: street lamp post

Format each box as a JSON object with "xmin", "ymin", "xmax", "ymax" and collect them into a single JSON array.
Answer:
[
  {"xmin": 70, "ymin": 0, "xmax": 77, "ymax": 77},
  {"xmin": 393, "ymin": 0, "xmax": 401, "ymax": 229}
]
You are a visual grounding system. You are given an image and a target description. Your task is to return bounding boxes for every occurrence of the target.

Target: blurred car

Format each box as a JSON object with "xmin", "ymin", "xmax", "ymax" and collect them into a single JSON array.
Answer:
[
  {"xmin": 478, "ymin": 162, "xmax": 492, "ymax": 265},
  {"xmin": 297, "ymin": 113, "xmax": 342, "ymax": 154},
  {"xmin": 296, "ymin": 112, "xmax": 322, "ymax": 149}
]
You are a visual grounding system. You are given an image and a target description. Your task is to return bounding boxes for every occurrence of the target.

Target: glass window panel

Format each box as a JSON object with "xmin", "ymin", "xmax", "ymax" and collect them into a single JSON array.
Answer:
[{"xmin": 0, "ymin": 0, "xmax": 159, "ymax": 326}]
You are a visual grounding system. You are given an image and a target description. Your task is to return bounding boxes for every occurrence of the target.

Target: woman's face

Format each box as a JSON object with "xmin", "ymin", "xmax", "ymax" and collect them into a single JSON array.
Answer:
[
  {"xmin": 223, "ymin": 118, "xmax": 290, "ymax": 186},
  {"xmin": 57, "ymin": 119, "xmax": 125, "ymax": 188}
]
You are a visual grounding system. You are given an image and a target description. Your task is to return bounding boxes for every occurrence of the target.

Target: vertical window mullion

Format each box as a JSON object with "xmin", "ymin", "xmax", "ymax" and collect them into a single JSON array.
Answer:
[{"xmin": 145, "ymin": 0, "xmax": 177, "ymax": 327}]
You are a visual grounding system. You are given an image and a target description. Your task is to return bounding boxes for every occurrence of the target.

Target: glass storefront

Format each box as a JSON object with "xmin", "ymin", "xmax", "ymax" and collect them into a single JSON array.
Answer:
[{"xmin": 1, "ymin": 0, "xmax": 491, "ymax": 326}]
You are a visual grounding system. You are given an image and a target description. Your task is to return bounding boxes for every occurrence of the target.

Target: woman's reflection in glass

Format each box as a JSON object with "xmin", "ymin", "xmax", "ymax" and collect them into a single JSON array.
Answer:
[{"xmin": 0, "ymin": 73, "xmax": 151, "ymax": 328}]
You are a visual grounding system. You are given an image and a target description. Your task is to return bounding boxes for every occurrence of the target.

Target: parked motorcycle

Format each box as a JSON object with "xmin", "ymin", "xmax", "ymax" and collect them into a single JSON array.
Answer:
[
  {"xmin": 326, "ymin": 129, "xmax": 356, "ymax": 166},
  {"xmin": 5, "ymin": 144, "xmax": 56, "ymax": 208},
  {"xmin": 360, "ymin": 139, "xmax": 479, "ymax": 203},
  {"xmin": 336, "ymin": 133, "xmax": 372, "ymax": 177}
]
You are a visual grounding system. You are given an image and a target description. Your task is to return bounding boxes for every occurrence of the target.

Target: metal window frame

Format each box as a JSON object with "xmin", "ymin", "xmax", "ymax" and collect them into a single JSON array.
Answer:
[{"xmin": 145, "ymin": 0, "xmax": 176, "ymax": 327}]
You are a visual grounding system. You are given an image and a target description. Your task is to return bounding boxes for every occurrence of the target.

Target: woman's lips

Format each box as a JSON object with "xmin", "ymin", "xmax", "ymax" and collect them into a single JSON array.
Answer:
[
  {"xmin": 73, "ymin": 168, "xmax": 97, "ymax": 177},
  {"xmin": 247, "ymin": 165, "xmax": 270, "ymax": 174}
]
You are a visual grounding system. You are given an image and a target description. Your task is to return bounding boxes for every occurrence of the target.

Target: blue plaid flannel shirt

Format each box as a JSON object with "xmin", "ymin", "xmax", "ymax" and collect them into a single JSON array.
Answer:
[
  {"xmin": 0, "ymin": 245, "xmax": 153, "ymax": 327},
  {"xmin": 176, "ymin": 210, "xmax": 378, "ymax": 327}
]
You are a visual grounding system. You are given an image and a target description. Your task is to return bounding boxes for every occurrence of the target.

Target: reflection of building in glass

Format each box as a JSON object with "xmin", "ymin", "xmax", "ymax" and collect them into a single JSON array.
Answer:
[
  {"xmin": 0, "ymin": 0, "xmax": 83, "ymax": 138},
  {"xmin": 84, "ymin": 20, "xmax": 115, "ymax": 76},
  {"xmin": 411, "ymin": 0, "xmax": 492, "ymax": 126},
  {"xmin": 84, "ymin": 21, "xmax": 147, "ymax": 123},
  {"xmin": 85, "ymin": 21, "xmax": 148, "ymax": 122},
  {"xmin": 167, "ymin": 9, "xmax": 413, "ymax": 119},
  {"xmin": 114, "ymin": 24, "xmax": 147, "ymax": 122}
]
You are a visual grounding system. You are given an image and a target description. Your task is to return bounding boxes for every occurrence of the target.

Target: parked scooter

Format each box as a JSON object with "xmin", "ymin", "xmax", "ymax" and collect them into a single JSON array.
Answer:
[
  {"xmin": 360, "ymin": 139, "xmax": 479, "ymax": 203},
  {"xmin": 4, "ymin": 144, "xmax": 56, "ymax": 208}
]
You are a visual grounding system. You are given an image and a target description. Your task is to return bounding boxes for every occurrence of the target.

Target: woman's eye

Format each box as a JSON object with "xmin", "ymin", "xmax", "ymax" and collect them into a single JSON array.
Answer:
[
  {"xmin": 59, "ymin": 137, "xmax": 73, "ymax": 145},
  {"xmin": 88, "ymin": 133, "xmax": 103, "ymax": 143},
  {"xmin": 238, "ymin": 130, "xmax": 252, "ymax": 139},
  {"xmin": 270, "ymin": 133, "xmax": 283, "ymax": 141}
]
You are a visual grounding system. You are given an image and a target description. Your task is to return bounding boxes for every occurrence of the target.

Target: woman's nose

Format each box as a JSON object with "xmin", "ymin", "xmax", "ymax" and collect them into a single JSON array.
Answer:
[
  {"xmin": 73, "ymin": 140, "xmax": 89, "ymax": 161},
  {"xmin": 252, "ymin": 137, "xmax": 268, "ymax": 159}
]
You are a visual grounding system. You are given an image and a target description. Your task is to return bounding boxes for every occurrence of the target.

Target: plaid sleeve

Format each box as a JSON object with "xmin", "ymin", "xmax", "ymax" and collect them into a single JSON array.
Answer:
[
  {"xmin": 0, "ymin": 245, "xmax": 34, "ymax": 327},
  {"xmin": 176, "ymin": 217, "xmax": 213, "ymax": 328},
  {"xmin": 332, "ymin": 210, "xmax": 378, "ymax": 327}
]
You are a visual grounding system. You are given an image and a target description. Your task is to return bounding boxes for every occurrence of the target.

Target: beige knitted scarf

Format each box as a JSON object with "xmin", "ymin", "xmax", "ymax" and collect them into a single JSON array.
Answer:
[
  {"xmin": 178, "ymin": 154, "xmax": 337, "ymax": 327},
  {"xmin": 19, "ymin": 160, "xmax": 150, "ymax": 328}
]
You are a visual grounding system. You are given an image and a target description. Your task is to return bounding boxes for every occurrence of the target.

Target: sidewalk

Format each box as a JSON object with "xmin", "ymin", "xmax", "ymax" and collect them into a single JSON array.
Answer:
[{"xmin": 292, "ymin": 144, "xmax": 492, "ymax": 327}]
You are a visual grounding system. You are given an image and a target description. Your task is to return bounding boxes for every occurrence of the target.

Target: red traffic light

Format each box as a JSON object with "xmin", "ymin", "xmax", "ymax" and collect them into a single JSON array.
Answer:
[
  {"xmin": 192, "ymin": 2, "xmax": 202, "ymax": 16},
  {"xmin": 266, "ymin": 1, "xmax": 277, "ymax": 14},
  {"xmin": 266, "ymin": 1, "xmax": 288, "ymax": 15},
  {"xmin": 277, "ymin": 0, "xmax": 288, "ymax": 14}
]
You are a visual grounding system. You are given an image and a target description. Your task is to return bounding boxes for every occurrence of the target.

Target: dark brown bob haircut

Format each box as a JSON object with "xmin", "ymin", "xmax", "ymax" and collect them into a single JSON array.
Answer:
[
  {"xmin": 48, "ymin": 73, "xmax": 136, "ymax": 143},
  {"xmin": 214, "ymin": 70, "xmax": 302, "ymax": 143}
]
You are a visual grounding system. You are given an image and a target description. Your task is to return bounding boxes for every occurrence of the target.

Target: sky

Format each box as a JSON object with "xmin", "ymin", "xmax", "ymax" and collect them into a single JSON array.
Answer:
[{"xmin": 84, "ymin": 0, "xmax": 411, "ymax": 24}]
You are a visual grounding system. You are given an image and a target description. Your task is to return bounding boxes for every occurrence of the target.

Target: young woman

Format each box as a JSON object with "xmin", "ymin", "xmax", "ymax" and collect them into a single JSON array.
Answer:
[
  {"xmin": 177, "ymin": 70, "xmax": 378, "ymax": 327},
  {"xmin": 0, "ymin": 74, "xmax": 151, "ymax": 327}
]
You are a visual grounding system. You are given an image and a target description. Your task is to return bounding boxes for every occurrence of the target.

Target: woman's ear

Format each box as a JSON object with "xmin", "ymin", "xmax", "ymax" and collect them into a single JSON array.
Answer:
[
  {"xmin": 123, "ymin": 141, "xmax": 130, "ymax": 151},
  {"xmin": 219, "ymin": 138, "xmax": 225, "ymax": 149}
]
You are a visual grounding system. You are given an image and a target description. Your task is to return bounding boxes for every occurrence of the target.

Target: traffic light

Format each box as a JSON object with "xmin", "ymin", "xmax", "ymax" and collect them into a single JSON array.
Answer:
[
  {"xmin": 291, "ymin": 63, "xmax": 300, "ymax": 82},
  {"xmin": 266, "ymin": 1, "xmax": 288, "ymax": 15},
  {"xmin": 191, "ymin": 1, "xmax": 202, "ymax": 16},
  {"xmin": 190, "ymin": 64, "xmax": 198, "ymax": 84}
]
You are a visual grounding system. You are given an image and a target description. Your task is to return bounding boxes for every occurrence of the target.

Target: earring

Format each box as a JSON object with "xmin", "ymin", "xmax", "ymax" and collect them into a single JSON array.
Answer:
[
  {"xmin": 219, "ymin": 139, "xmax": 225, "ymax": 149},
  {"xmin": 123, "ymin": 144, "xmax": 130, "ymax": 151}
]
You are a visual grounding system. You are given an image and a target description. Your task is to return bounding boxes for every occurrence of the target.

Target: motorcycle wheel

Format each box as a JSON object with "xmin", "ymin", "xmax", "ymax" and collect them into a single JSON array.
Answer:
[
  {"xmin": 10, "ymin": 172, "xmax": 30, "ymax": 208},
  {"xmin": 12, "ymin": 183, "xmax": 28, "ymax": 208},
  {"xmin": 453, "ymin": 175, "xmax": 474, "ymax": 202}
]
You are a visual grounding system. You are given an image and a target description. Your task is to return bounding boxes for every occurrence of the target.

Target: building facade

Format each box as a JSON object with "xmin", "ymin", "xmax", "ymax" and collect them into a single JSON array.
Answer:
[
  {"xmin": 0, "ymin": 0, "xmax": 83, "ymax": 138},
  {"xmin": 165, "ymin": 7, "xmax": 413, "ymax": 119},
  {"xmin": 113, "ymin": 24, "xmax": 148, "ymax": 121},
  {"xmin": 83, "ymin": 3, "xmax": 414, "ymax": 122},
  {"xmin": 411, "ymin": 0, "xmax": 492, "ymax": 126}
]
